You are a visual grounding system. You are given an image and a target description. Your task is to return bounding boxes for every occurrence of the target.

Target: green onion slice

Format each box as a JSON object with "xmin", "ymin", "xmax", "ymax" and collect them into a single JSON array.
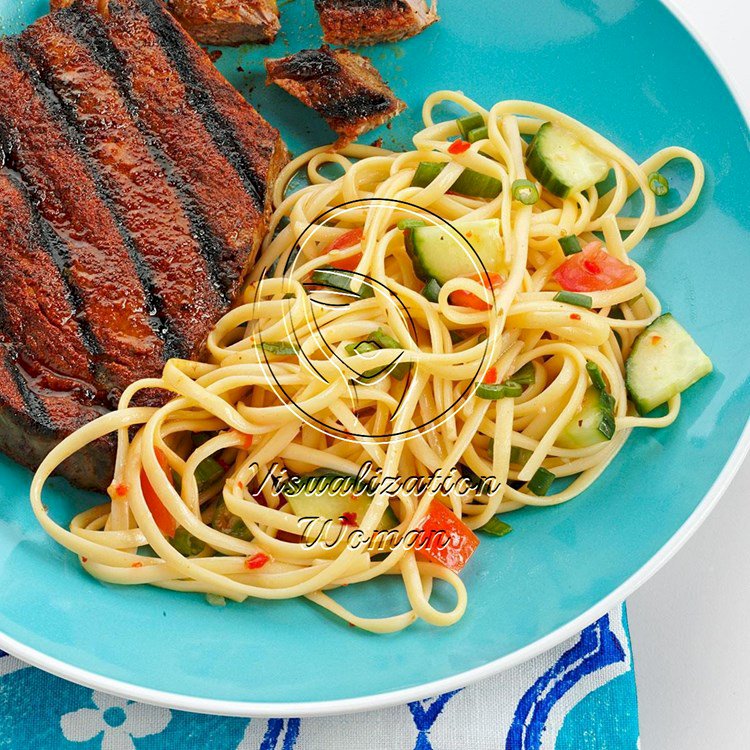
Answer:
[
  {"xmin": 510, "ymin": 445, "xmax": 533, "ymax": 466},
  {"xmin": 194, "ymin": 456, "xmax": 225, "ymax": 490},
  {"xmin": 586, "ymin": 361, "xmax": 607, "ymax": 391},
  {"xmin": 171, "ymin": 528, "xmax": 205, "ymax": 556},
  {"xmin": 559, "ymin": 235, "xmax": 583, "ymax": 256},
  {"xmin": 467, "ymin": 125, "xmax": 489, "ymax": 143},
  {"xmin": 554, "ymin": 291, "xmax": 593, "ymax": 308},
  {"xmin": 421, "ymin": 277, "xmax": 442, "ymax": 303},
  {"xmin": 488, "ymin": 438, "xmax": 533, "ymax": 466},
  {"xmin": 527, "ymin": 467, "xmax": 555, "ymax": 496},
  {"xmin": 647, "ymin": 171, "xmax": 669, "ymax": 196},
  {"xmin": 345, "ymin": 340, "xmax": 379, "ymax": 357},
  {"xmin": 411, "ymin": 161, "xmax": 502, "ymax": 199},
  {"xmin": 479, "ymin": 516, "xmax": 512, "ymax": 537},
  {"xmin": 476, "ymin": 380, "xmax": 523, "ymax": 400},
  {"xmin": 456, "ymin": 112, "xmax": 485, "ymax": 140},
  {"xmin": 370, "ymin": 329, "xmax": 401, "ymax": 349},
  {"xmin": 259, "ymin": 341, "xmax": 298, "ymax": 356},
  {"xmin": 511, "ymin": 179, "xmax": 539, "ymax": 205},
  {"xmin": 310, "ymin": 268, "xmax": 375, "ymax": 298},
  {"xmin": 510, "ymin": 362, "xmax": 536, "ymax": 386},
  {"xmin": 598, "ymin": 391, "xmax": 616, "ymax": 440}
]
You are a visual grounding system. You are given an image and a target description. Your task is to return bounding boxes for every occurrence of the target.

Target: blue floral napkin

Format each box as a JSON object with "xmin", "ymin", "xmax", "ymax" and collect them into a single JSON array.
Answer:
[{"xmin": 0, "ymin": 606, "xmax": 638, "ymax": 749}]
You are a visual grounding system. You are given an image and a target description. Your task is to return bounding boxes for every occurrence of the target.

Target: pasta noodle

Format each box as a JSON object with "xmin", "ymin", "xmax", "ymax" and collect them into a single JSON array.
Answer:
[{"xmin": 29, "ymin": 93, "xmax": 704, "ymax": 632}]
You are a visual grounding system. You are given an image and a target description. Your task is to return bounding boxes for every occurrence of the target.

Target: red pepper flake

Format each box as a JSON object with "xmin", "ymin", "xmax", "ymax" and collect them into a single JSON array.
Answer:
[
  {"xmin": 570, "ymin": 313, "xmax": 582, "ymax": 321},
  {"xmin": 114, "ymin": 483, "xmax": 128, "ymax": 497},
  {"xmin": 237, "ymin": 481, "xmax": 244, "ymax": 490},
  {"xmin": 652, "ymin": 335, "xmax": 662, "ymax": 345},
  {"xmin": 483, "ymin": 366, "xmax": 498, "ymax": 384},
  {"xmin": 244, "ymin": 552, "xmax": 270, "ymax": 570},
  {"xmin": 81, "ymin": 557, "xmax": 88, "ymax": 563},
  {"xmin": 448, "ymin": 139, "xmax": 471, "ymax": 155},
  {"xmin": 348, "ymin": 622, "xmax": 356, "ymax": 628},
  {"xmin": 340, "ymin": 512, "xmax": 358, "ymax": 527},
  {"xmin": 583, "ymin": 259, "xmax": 601, "ymax": 274},
  {"xmin": 232, "ymin": 431, "xmax": 254, "ymax": 450},
  {"xmin": 132, "ymin": 561, "xmax": 143, "ymax": 568}
]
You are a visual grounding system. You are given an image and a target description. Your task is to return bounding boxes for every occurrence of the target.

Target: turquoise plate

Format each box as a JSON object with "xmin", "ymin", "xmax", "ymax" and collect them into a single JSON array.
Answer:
[{"xmin": 0, "ymin": 0, "xmax": 748, "ymax": 716}]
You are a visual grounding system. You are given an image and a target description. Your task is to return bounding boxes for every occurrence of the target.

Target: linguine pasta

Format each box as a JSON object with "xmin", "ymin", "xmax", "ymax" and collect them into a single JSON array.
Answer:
[{"xmin": 30, "ymin": 92, "xmax": 704, "ymax": 632}]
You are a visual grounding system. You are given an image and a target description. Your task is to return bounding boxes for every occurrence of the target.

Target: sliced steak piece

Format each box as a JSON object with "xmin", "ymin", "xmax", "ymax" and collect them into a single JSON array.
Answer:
[
  {"xmin": 0, "ymin": 0, "xmax": 287, "ymax": 490},
  {"xmin": 19, "ymin": 14, "xmax": 225, "ymax": 362},
  {"xmin": 265, "ymin": 46, "xmax": 405, "ymax": 147},
  {"xmin": 70, "ymin": 0, "xmax": 286, "ymax": 300},
  {"xmin": 0, "ymin": 338, "xmax": 114, "ymax": 491},
  {"xmin": 0, "ymin": 169, "xmax": 96, "ymax": 389},
  {"xmin": 0, "ymin": 38, "xmax": 168, "ymax": 394},
  {"xmin": 51, "ymin": 0, "xmax": 280, "ymax": 45},
  {"xmin": 165, "ymin": 0, "xmax": 280, "ymax": 45},
  {"xmin": 315, "ymin": 0, "xmax": 437, "ymax": 46}
]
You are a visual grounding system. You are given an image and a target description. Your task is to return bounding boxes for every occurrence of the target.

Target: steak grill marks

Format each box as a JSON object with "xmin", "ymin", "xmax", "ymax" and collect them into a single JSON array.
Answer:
[
  {"xmin": 133, "ymin": 0, "xmax": 267, "ymax": 210},
  {"xmin": 2, "ymin": 39, "xmax": 185, "ymax": 362},
  {"xmin": 54, "ymin": 5, "xmax": 231, "ymax": 305},
  {"xmin": 3, "ymin": 345, "xmax": 55, "ymax": 434},
  {"xmin": 0, "ymin": 167, "xmax": 102, "ymax": 361},
  {"xmin": 84, "ymin": 0, "xmax": 278, "ymax": 301}
]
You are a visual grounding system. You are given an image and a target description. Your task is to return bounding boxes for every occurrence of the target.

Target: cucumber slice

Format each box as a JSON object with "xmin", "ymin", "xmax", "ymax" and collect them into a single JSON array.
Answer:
[
  {"xmin": 405, "ymin": 219, "xmax": 502, "ymax": 284},
  {"xmin": 625, "ymin": 313, "xmax": 712, "ymax": 414},
  {"xmin": 526, "ymin": 122, "xmax": 609, "ymax": 199},
  {"xmin": 557, "ymin": 386, "xmax": 615, "ymax": 449},
  {"xmin": 282, "ymin": 474, "xmax": 397, "ymax": 530}
]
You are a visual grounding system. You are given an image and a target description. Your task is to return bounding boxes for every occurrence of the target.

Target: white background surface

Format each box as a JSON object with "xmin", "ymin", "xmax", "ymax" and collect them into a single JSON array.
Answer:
[{"xmin": 627, "ymin": 2, "xmax": 750, "ymax": 748}]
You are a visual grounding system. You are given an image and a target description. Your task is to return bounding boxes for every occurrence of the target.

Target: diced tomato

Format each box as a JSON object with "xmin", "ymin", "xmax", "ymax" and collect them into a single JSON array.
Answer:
[
  {"xmin": 329, "ymin": 253, "xmax": 362, "ymax": 272},
  {"xmin": 483, "ymin": 366, "xmax": 498, "ymax": 384},
  {"xmin": 328, "ymin": 228, "xmax": 364, "ymax": 252},
  {"xmin": 449, "ymin": 273, "xmax": 504, "ymax": 311},
  {"xmin": 340, "ymin": 512, "xmax": 358, "ymax": 527},
  {"xmin": 415, "ymin": 500, "xmax": 479, "ymax": 572},
  {"xmin": 140, "ymin": 447, "xmax": 177, "ymax": 538},
  {"xmin": 552, "ymin": 242, "xmax": 636, "ymax": 292},
  {"xmin": 324, "ymin": 228, "xmax": 365, "ymax": 271},
  {"xmin": 448, "ymin": 139, "xmax": 471, "ymax": 155},
  {"xmin": 245, "ymin": 552, "xmax": 270, "ymax": 570}
]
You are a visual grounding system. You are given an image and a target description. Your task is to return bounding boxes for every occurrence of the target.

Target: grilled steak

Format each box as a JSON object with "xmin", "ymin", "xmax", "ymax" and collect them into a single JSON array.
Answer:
[
  {"xmin": 51, "ymin": 0, "xmax": 280, "ymax": 46},
  {"xmin": 166, "ymin": 0, "xmax": 280, "ymax": 45},
  {"xmin": 265, "ymin": 46, "xmax": 405, "ymax": 147},
  {"xmin": 0, "ymin": 0, "xmax": 287, "ymax": 490},
  {"xmin": 315, "ymin": 0, "xmax": 437, "ymax": 46}
]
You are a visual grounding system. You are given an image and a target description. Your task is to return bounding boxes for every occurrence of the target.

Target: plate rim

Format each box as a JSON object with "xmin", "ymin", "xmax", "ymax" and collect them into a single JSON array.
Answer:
[{"xmin": 1, "ymin": 0, "xmax": 749, "ymax": 718}]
